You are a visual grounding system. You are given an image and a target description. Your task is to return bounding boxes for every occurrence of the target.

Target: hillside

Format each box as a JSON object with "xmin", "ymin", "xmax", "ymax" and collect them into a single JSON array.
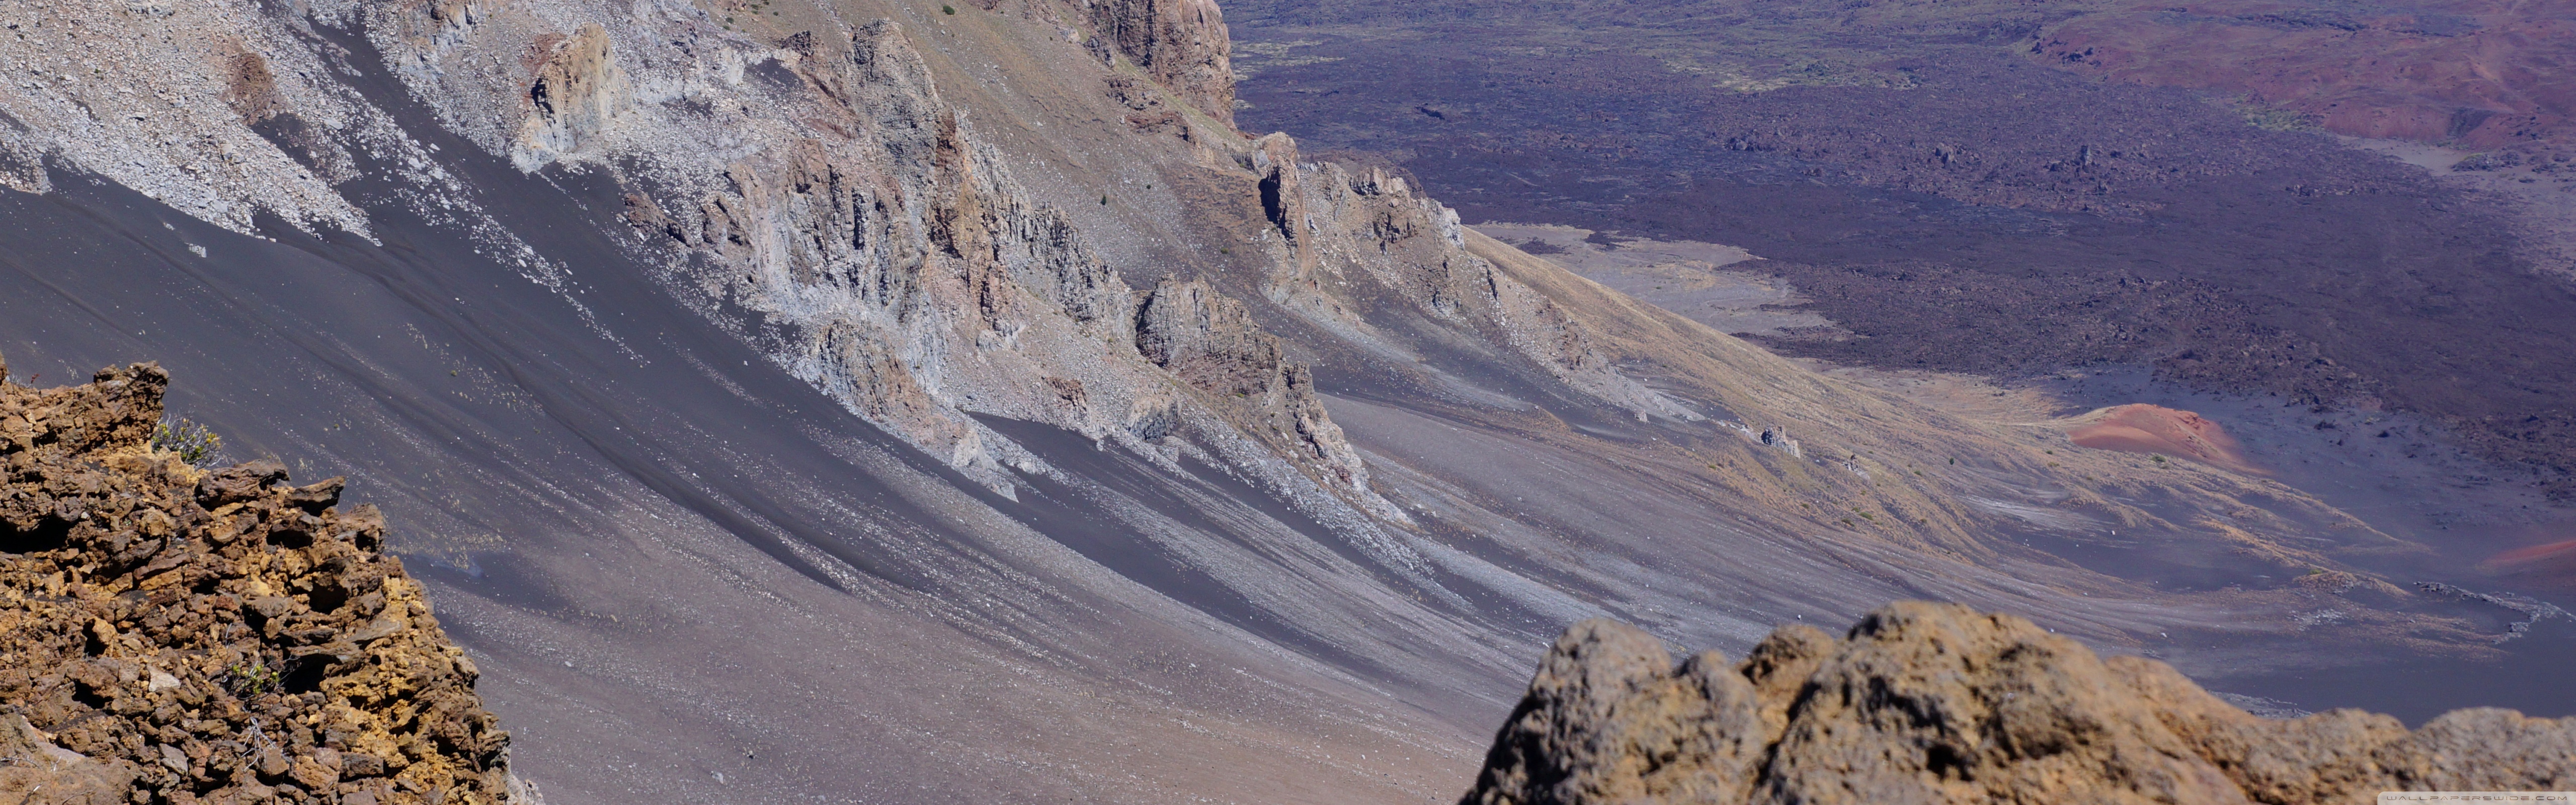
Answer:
[
  {"xmin": 1229, "ymin": 0, "xmax": 2576, "ymax": 500},
  {"xmin": 0, "ymin": 0, "xmax": 2567, "ymax": 800},
  {"xmin": 2033, "ymin": 0, "xmax": 2575, "ymax": 151}
]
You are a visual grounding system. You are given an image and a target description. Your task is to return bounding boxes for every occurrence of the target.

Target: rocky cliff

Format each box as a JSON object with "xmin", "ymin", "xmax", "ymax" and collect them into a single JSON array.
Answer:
[
  {"xmin": 1236, "ymin": 131, "xmax": 1703, "ymax": 424},
  {"xmin": 1462, "ymin": 602, "xmax": 2576, "ymax": 805},
  {"xmin": 3, "ymin": 0, "xmax": 2565, "ymax": 799},
  {"xmin": 0, "ymin": 353, "xmax": 520, "ymax": 805},
  {"xmin": 373, "ymin": 0, "xmax": 1398, "ymax": 516},
  {"xmin": 1083, "ymin": 0, "xmax": 1236, "ymax": 127}
]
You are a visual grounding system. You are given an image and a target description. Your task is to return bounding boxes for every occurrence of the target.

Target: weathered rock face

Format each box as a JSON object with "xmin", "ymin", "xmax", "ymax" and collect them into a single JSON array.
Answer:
[
  {"xmin": 1243, "ymin": 132, "xmax": 1701, "ymax": 423},
  {"xmin": 513, "ymin": 22, "xmax": 627, "ymax": 169},
  {"xmin": 0, "ymin": 354, "xmax": 516, "ymax": 805},
  {"xmin": 467, "ymin": 11, "xmax": 1391, "ymax": 510},
  {"xmin": 1, "ymin": 713, "xmax": 137, "ymax": 804},
  {"xmin": 1462, "ymin": 602, "xmax": 2576, "ymax": 805},
  {"xmin": 1137, "ymin": 279, "xmax": 1366, "ymax": 490},
  {"xmin": 1084, "ymin": 0, "xmax": 1237, "ymax": 128}
]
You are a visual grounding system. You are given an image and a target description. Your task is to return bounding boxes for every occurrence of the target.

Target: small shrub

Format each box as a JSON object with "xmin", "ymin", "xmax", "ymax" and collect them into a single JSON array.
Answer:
[
  {"xmin": 228, "ymin": 663, "xmax": 280, "ymax": 697},
  {"xmin": 151, "ymin": 416, "xmax": 225, "ymax": 468},
  {"xmin": 941, "ymin": 4, "xmax": 954, "ymax": 13},
  {"xmin": 2454, "ymin": 151, "xmax": 2523, "ymax": 172},
  {"xmin": 2242, "ymin": 106, "xmax": 2316, "ymax": 132}
]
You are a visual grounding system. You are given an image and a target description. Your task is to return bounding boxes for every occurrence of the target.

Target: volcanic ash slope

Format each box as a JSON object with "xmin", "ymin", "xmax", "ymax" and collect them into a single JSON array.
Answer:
[{"xmin": 0, "ymin": 0, "xmax": 2546, "ymax": 800}]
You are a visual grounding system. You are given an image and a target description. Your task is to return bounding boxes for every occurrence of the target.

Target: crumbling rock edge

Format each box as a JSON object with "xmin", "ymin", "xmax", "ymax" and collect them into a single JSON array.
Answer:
[
  {"xmin": 1, "ymin": 352, "xmax": 532, "ymax": 804},
  {"xmin": 1462, "ymin": 601, "xmax": 2574, "ymax": 805}
]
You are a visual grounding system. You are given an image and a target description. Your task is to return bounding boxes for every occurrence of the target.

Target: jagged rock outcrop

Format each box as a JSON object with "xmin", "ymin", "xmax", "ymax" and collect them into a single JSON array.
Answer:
[
  {"xmin": 1245, "ymin": 133, "xmax": 1701, "ymax": 422},
  {"xmin": 1084, "ymin": 0, "xmax": 1237, "ymax": 127},
  {"xmin": 596, "ymin": 18, "xmax": 1143, "ymax": 474},
  {"xmin": 0, "ymin": 0, "xmax": 1660, "ymax": 524},
  {"xmin": 556, "ymin": 14, "xmax": 1383, "ymax": 507},
  {"xmin": 1, "ymin": 354, "xmax": 516, "ymax": 805},
  {"xmin": 513, "ymin": 22, "xmax": 627, "ymax": 168},
  {"xmin": 1463, "ymin": 602, "xmax": 2576, "ymax": 804},
  {"xmin": 1137, "ymin": 279, "xmax": 1366, "ymax": 490}
]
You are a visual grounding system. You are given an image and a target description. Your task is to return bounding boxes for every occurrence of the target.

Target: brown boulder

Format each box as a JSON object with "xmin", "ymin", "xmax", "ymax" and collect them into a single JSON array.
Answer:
[
  {"xmin": 0, "ymin": 714, "xmax": 139, "ymax": 804},
  {"xmin": 1461, "ymin": 620, "xmax": 1766, "ymax": 804},
  {"xmin": 1461, "ymin": 602, "xmax": 2576, "ymax": 804},
  {"xmin": 196, "ymin": 458, "xmax": 289, "ymax": 507},
  {"xmin": 1, "ymin": 359, "xmax": 517, "ymax": 804}
]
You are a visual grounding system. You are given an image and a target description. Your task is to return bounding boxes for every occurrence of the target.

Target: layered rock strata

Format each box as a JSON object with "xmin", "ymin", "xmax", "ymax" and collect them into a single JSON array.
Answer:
[
  {"xmin": 0, "ymin": 354, "xmax": 516, "ymax": 805},
  {"xmin": 1462, "ymin": 602, "xmax": 2576, "ymax": 805}
]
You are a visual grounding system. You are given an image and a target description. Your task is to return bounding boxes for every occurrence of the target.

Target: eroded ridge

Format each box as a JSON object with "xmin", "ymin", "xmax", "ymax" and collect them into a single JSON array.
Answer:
[
  {"xmin": 1463, "ymin": 602, "xmax": 2576, "ymax": 805},
  {"xmin": 1, "ymin": 352, "xmax": 517, "ymax": 805}
]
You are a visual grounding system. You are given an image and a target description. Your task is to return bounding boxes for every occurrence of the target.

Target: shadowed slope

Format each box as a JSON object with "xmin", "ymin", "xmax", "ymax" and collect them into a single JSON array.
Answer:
[{"xmin": 3, "ymin": 0, "xmax": 2570, "ymax": 800}]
